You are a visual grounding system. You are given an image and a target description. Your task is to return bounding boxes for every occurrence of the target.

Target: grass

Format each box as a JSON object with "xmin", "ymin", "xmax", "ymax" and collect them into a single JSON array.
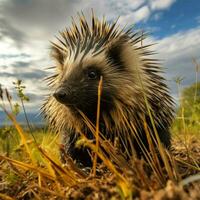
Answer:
[{"xmin": 0, "ymin": 60, "xmax": 200, "ymax": 199}]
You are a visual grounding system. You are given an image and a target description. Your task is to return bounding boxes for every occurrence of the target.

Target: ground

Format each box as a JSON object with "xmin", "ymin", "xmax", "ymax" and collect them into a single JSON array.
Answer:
[{"xmin": 0, "ymin": 131, "xmax": 200, "ymax": 200}]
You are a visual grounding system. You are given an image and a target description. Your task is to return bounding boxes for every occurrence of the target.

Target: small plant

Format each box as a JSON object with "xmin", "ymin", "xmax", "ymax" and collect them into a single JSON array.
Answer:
[
  {"xmin": 0, "ymin": 84, "xmax": 20, "ymax": 156},
  {"xmin": 13, "ymin": 80, "xmax": 32, "ymax": 132},
  {"xmin": 173, "ymin": 58, "xmax": 200, "ymax": 136}
]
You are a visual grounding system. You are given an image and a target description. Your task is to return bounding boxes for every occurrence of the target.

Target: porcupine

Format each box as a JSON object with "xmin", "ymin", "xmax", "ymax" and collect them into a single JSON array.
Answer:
[{"xmin": 42, "ymin": 12, "xmax": 174, "ymax": 167}]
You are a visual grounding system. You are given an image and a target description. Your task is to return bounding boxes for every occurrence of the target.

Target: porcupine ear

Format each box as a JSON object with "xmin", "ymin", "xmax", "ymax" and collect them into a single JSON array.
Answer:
[
  {"xmin": 106, "ymin": 39, "xmax": 125, "ymax": 70},
  {"xmin": 50, "ymin": 45, "xmax": 66, "ymax": 69}
]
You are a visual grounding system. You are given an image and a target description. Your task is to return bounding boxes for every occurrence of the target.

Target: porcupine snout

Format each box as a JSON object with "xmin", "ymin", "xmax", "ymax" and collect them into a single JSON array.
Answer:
[{"xmin": 53, "ymin": 86, "xmax": 73, "ymax": 105}]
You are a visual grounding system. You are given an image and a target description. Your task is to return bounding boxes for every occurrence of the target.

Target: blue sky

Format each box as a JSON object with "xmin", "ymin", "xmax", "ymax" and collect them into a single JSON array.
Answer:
[
  {"xmin": 143, "ymin": 0, "xmax": 200, "ymax": 38},
  {"xmin": 0, "ymin": 0, "xmax": 200, "ymax": 123}
]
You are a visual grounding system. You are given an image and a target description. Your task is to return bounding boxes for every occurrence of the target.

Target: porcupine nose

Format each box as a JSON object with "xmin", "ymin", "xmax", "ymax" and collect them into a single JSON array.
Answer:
[{"xmin": 53, "ymin": 89, "xmax": 68, "ymax": 104}]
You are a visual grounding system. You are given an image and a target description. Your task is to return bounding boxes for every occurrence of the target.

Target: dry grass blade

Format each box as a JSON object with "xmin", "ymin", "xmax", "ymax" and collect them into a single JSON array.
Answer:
[
  {"xmin": 180, "ymin": 174, "xmax": 200, "ymax": 186},
  {"xmin": 143, "ymin": 120, "xmax": 161, "ymax": 171},
  {"xmin": 19, "ymin": 189, "xmax": 41, "ymax": 200},
  {"xmin": 78, "ymin": 129, "xmax": 128, "ymax": 183},
  {"xmin": 78, "ymin": 111, "xmax": 132, "ymax": 171},
  {"xmin": 59, "ymin": 145, "xmax": 88, "ymax": 178},
  {"xmin": 175, "ymin": 158, "xmax": 200, "ymax": 172},
  {"xmin": 37, "ymin": 146, "xmax": 78, "ymax": 185},
  {"xmin": 100, "ymin": 140, "xmax": 132, "ymax": 171},
  {"xmin": 119, "ymin": 111, "xmax": 164, "ymax": 185},
  {"xmin": 0, "ymin": 193, "xmax": 15, "ymax": 200},
  {"xmin": 0, "ymin": 84, "xmax": 3, "ymax": 100},
  {"xmin": 1, "ymin": 107, "xmax": 34, "ymax": 162},
  {"xmin": 5, "ymin": 88, "xmax": 13, "ymax": 111},
  {"xmin": 144, "ymin": 100, "xmax": 175, "ymax": 182},
  {"xmin": 84, "ymin": 134, "xmax": 133, "ymax": 198},
  {"xmin": 29, "ymin": 184, "xmax": 67, "ymax": 198},
  {"xmin": 0, "ymin": 155, "xmax": 56, "ymax": 180},
  {"xmin": 135, "ymin": 57, "xmax": 177, "ymax": 183},
  {"xmin": 92, "ymin": 76, "xmax": 103, "ymax": 176}
]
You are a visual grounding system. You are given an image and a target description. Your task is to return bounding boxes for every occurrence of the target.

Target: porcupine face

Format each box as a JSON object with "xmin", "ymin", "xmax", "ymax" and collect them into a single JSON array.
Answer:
[{"xmin": 52, "ymin": 46, "xmax": 125, "ymax": 119}]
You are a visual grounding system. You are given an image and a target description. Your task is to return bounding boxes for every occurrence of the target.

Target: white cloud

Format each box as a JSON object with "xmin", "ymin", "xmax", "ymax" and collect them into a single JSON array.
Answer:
[
  {"xmin": 133, "ymin": 5, "xmax": 151, "ymax": 22},
  {"xmin": 156, "ymin": 28, "xmax": 200, "ymax": 62},
  {"xmin": 137, "ymin": 26, "xmax": 200, "ymax": 101},
  {"xmin": 83, "ymin": 0, "xmax": 175, "ymax": 25},
  {"xmin": 119, "ymin": 5, "xmax": 150, "ymax": 24},
  {"xmin": 152, "ymin": 27, "xmax": 200, "ymax": 98},
  {"xmin": 150, "ymin": 0, "xmax": 176, "ymax": 10}
]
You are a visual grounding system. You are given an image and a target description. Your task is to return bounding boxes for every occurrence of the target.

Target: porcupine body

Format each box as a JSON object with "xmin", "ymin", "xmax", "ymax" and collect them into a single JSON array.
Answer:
[{"xmin": 42, "ymin": 12, "xmax": 174, "ymax": 167}]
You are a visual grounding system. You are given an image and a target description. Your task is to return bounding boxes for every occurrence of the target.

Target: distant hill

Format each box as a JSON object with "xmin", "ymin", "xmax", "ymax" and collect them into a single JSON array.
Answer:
[{"xmin": 0, "ymin": 111, "xmax": 45, "ymax": 126}]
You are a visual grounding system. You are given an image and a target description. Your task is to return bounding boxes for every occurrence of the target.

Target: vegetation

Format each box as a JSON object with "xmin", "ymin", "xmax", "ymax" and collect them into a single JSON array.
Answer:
[
  {"xmin": 172, "ymin": 82, "xmax": 200, "ymax": 135},
  {"xmin": 0, "ymin": 60, "xmax": 200, "ymax": 199}
]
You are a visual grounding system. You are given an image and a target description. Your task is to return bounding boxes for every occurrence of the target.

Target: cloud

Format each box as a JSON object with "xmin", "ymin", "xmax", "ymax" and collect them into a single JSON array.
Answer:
[
  {"xmin": 150, "ymin": 0, "xmax": 176, "ymax": 10},
  {"xmin": 152, "ymin": 27, "xmax": 200, "ymax": 99},
  {"xmin": 0, "ymin": 17, "xmax": 27, "ymax": 48},
  {"xmin": 1, "ymin": 70, "xmax": 45, "ymax": 80},
  {"xmin": 134, "ymin": 5, "xmax": 151, "ymax": 22},
  {"xmin": 0, "ymin": 0, "xmax": 82, "ymax": 35},
  {"xmin": 156, "ymin": 27, "xmax": 200, "ymax": 66},
  {"xmin": 0, "ymin": 0, "xmax": 177, "ymax": 50},
  {"xmin": 119, "ymin": 5, "xmax": 150, "ymax": 24}
]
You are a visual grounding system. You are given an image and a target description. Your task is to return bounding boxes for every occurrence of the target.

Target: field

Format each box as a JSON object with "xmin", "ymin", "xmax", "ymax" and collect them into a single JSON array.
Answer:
[{"xmin": 0, "ymin": 77, "xmax": 200, "ymax": 199}]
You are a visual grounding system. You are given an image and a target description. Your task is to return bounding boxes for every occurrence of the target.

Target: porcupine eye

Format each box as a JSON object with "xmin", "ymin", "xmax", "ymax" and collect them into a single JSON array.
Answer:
[{"xmin": 87, "ymin": 68, "xmax": 99, "ymax": 80}]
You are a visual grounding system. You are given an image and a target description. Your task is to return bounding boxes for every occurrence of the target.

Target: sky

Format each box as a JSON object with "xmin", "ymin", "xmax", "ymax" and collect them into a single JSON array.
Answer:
[{"xmin": 0, "ymin": 0, "xmax": 200, "ymax": 123}]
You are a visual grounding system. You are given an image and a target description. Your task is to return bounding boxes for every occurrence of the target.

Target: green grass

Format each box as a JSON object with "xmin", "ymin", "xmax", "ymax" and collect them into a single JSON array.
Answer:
[
  {"xmin": 0, "ymin": 127, "xmax": 59, "ymax": 162},
  {"xmin": 172, "ymin": 82, "xmax": 200, "ymax": 137}
]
